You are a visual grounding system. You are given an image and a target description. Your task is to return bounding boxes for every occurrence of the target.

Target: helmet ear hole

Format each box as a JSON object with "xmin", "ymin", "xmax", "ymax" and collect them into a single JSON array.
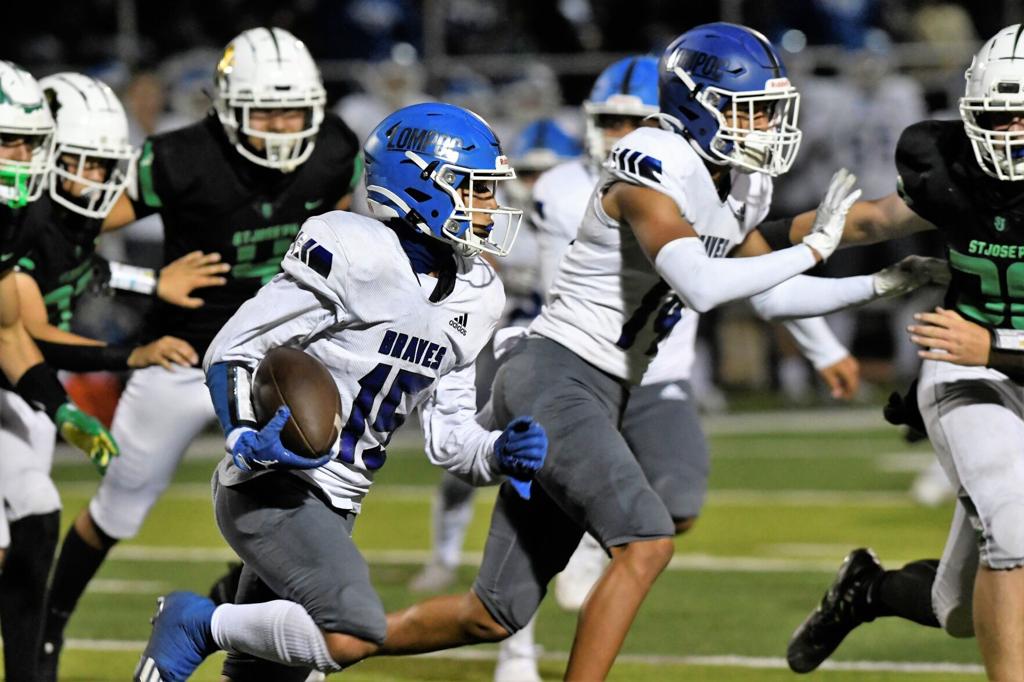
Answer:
[{"xmin": 405, "ymin": 187, "xmax": 431, "ymax": 203}]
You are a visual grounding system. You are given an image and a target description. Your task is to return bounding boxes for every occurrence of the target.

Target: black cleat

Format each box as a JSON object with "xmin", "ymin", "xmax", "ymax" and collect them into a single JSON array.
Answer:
[{"xmin": 787, "ymin": 548, "xmax": 884, "ymax": 673}]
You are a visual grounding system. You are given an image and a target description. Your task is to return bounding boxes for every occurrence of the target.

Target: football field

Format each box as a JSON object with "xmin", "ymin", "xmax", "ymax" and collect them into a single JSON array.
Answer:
[{"xmin": 24, "ymin": 407, "xmax": 985, "ymax": 681}]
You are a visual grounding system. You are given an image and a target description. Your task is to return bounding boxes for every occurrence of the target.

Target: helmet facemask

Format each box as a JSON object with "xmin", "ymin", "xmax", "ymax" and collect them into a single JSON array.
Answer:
[
  {"xmin": 402, "ymin": 151, "xmax": 523, "ymax": 258},
  {"xmin": 961, "ymin": 90, "xmax": 1024, "ymax": 181},
  {"xmin": 0, "ymin": 130, "xmax": 54, "ymax": 208},
  {"xmin": 221, "ymin": 101, "xmax": 324, "ymax": 172},
  {"xmin": 708, "ymin": 84, "xmax": 801, "ymax": 175},
  {"xmin": 50, "ymin": 145, "xmax": 134, "ymax": 218},
  {"xmin": 665, "ymin": 52, "xmax": 801, "ymax": 176}
]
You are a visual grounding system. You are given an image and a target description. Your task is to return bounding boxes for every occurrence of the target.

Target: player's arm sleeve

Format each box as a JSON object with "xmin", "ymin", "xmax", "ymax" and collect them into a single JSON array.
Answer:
[
  {"xmin": 746, "ymin": 274, "xmax": 877, "ymax": 320},
  {"xmin": 780, "ymin": 317, "xmax": 850, "ymax": 370},
  {"xmin": 420, "ymin": 362, "xmax": 503, "ymax": 486},
  {"xmin": 607, "ymin": 131, "xmax": 820, "ymax": 312},
  {"xmin": 655, "ymin": 237, "xmax": 818, "ymax": 314}
]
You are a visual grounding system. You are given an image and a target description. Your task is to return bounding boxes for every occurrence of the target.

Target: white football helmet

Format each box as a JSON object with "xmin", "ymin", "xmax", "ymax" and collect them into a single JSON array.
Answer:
[
  {"xmin": 0, "ymin": 61, "xmax": 55, "ymax": 207},
  {"xmin": 214, "ymin": 27, "xmax": 326, "ymax": 172},
  {"xmin": 960, "ymin": 24, "xmax": 1024, "ymax": 181},
  {"xmin": 40, "ymin": 73, "xmax": 135, "ymax": 218}
]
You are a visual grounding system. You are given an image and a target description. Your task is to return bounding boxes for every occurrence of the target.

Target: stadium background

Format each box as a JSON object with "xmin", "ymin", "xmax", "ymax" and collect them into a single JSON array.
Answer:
[{"xmin": 6, "ymin": 1, "xmax": 1015, "ymax": 679}]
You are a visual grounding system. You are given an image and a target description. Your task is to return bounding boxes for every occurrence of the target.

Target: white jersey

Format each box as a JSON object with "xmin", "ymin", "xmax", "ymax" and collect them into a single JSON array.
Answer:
[
  {"xmin": 531, "ymin": 157, "xmax": 699, "ymax": 384},
  {"xmin": 529, "ymin": 127, "xmax": 772, "ymax": 383},
  {"xmin": 205, "ymin": 211, "xmax": 506, "ymax": 512}
]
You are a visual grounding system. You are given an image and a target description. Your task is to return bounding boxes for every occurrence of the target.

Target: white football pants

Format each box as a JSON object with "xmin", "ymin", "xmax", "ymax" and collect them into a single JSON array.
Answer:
[
  {"xmin": 0, "ymin": 388, "xmax": 60, "ymax": 549},
  {"xmin": 918, "ymin": 358, "xmax": 1024, "ymax": 637},
  {"xmin": 89, "ymin": 366, "xmax": 215, "ymax": 539}
]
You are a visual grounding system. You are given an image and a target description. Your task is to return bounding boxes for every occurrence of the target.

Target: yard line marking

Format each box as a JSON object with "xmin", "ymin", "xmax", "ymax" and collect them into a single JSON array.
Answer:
[
  {"xmin": 110, "ymin": 545, "xmax": 927, "ymax": 574},
  {"xmin": 90, "ymin": 579, "xmax": 168, "ymax": 594},
  {"xmin": 60, "ymin": 639, "xmax": 984, "ymax": 674},
  {"xmin": 52, "ymin": 407, "xmax": 904, "ymax": 465},
  {"xmin": 58, "ymin": 482, "xmax": 920, "ymax": 507}
]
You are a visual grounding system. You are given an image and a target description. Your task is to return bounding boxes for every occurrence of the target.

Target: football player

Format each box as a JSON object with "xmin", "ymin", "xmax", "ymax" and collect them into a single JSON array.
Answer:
[
  {"xmin": 369, "ymin": 24, "xmax": 944, "ymax": 681},
  {"xmin": 0, "ymin": 61, "xmax": 123, "ymax": 682},
  {"xmin": 131, "ymin": 101, "xmax": 545, "ymax": 682},
  {"xmin": 780, "ymin": 25, "xmax": 1024, "ymax": 680},
  {"xmin": 403, "ymin": 117, "xmax": 582, "ymax": 682},
  {"xmin": 411, "ymin": 57, "xmax": 866, "ymax": 682},
  {"xmin": 38, "ymin": 28, "xmax": 362, "ymax": 681},
  {"xmin": 0, "ymin": 71, "xmax": 230, "ymax": 682}
]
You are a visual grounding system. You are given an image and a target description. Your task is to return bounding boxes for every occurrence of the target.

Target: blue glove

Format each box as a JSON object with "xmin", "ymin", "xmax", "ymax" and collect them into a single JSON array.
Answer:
[
  {"xmin": 494, "ymin": 416, "xmax": 548, "ymax": 500},
  {"xmin": 228, "ymin": 406, "xmax": 332, "ymax": 472}
]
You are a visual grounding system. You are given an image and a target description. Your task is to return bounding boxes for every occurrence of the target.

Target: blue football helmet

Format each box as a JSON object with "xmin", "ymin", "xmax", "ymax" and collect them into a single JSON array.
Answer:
[
  {"xmin": 658, "ymin": 22, "xmax": 801, "ymax": 176},
  {"xmin": 584, "ymin": 56, "xmax": 660, "ymax": 161},
  {"xmin": 363, "ymin": 102, "xmax": 523, "ymax": 258},
  {"xmin": 508, "ymin": 119, "xmax": 582, "ymax": 173}
]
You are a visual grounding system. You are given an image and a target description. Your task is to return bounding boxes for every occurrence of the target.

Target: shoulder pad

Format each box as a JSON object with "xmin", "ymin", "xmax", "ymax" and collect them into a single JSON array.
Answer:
[
  {"xmin": 281, "ymin": 212, "xmax": 362, "ymax": 301},
  {"xmin": 604, "ymin": 127, "xmax": 700, "ymax": 217}
]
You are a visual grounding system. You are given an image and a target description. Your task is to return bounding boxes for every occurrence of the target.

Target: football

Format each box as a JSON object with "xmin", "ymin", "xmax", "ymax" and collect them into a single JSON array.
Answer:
[{"xmin": 252, "ymin": 346, "xmax": 342, "ymax": 459}]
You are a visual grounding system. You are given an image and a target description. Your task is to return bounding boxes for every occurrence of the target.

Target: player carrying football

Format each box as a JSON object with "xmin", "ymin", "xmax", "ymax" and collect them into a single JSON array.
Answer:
[
  {"xmin": 131, "ymin": 101, "xmax": 550, "ymax": 682},
  {"xmin": 38, "ymin": 28, "xmax": 362, "ymax": 681}
]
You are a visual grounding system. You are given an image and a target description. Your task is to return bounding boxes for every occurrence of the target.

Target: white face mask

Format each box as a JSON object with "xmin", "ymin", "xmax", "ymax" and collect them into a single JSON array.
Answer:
[{"xmin": 0, "ymin": 132, "xmax": 54, "ymax": 207}]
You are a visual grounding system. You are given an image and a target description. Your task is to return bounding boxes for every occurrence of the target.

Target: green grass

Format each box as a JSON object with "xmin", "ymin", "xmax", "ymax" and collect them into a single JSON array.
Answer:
[{"xmin": 14, "ymin": 421, "xmax": 984, "ymax": 680}]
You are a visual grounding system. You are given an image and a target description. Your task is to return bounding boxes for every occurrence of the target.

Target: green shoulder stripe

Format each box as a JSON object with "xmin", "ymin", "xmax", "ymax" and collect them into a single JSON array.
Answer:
[
  {"xmin": 348, "ymin": 150, "xmax": 364, "ymax": 193},
  {"xmin": 139, "ymin": 140, "xmax": 163, "ymax": 208}
]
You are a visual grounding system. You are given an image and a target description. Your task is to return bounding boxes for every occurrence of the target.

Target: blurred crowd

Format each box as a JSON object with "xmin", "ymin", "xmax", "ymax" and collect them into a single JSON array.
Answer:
[{"xmin": 11, "ymin": 0, "xmax": 1002, "ymax": 407}]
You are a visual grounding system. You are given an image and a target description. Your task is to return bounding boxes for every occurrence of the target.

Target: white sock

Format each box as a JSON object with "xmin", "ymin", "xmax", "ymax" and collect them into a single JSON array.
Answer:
[
  {"xmin": 211, "ymin": 601, "xmax": 341, "ymax": 673},
  {"xmin": 500, "ymin": 614, "xmax": 537, "ymax": 658}
]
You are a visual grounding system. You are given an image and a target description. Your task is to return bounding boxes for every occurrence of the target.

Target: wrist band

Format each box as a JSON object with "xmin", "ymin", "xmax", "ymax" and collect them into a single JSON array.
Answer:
[{"xmin": 108, "ymin": 262, "xmax": 158, "ymax": 295}]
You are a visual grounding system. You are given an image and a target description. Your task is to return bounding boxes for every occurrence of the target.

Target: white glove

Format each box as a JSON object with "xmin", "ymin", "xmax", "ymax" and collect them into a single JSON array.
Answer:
[
  {"xmin": 802, "ymin": 168, "xmax": 862, "ymax": 262},
  {"xmin": 872, "ymin": 256, "xmax": 951, "ymax": 297}
]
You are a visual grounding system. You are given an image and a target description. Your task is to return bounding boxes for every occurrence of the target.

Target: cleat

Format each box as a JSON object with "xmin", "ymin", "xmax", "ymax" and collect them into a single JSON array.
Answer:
[
  {"xmin": 408, "ymin": 561, "xmax": 458, "ymax": 593},
  {"xmin": 787, "ymin": 548, "xmax": 884, "ymax": 673},
  {"xmin": 133, "ymin": 592, "xmax": 217, "ymax": 682}
]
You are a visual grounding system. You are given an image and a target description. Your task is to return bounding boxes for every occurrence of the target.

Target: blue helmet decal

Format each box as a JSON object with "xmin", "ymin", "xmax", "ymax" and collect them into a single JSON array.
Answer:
[
  {"xmin": 584, "ymin": 56, "xmax": 660, "ymax": 161},
  {"xmin": 364, "ymin": 102, "xmax": 523, "ymax": 257},
  {"xmin": 509, "ymin": 118, "xmax": 582, "ymax": 172},
  {"xmin": 658, "ymin": 22, "xmax": 802, "ymax": 176}
]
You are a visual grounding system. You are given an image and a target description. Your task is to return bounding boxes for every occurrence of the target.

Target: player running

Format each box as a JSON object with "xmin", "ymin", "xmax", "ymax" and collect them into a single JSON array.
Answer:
[
  {"xmin": 0, "ymin": 71, "xmax": 228, "ymax": 682},
  {"xmin": 0, "ymin": 61, "xmax": 116, "ymax": 470},
  {"xmin": 39, "ymin": 28, "xmax": 362, "ymax": 681},
  {"xmin": 131, "ymin": 101, "xmax": 548, "ymax": 682},
  {"xmin": 781, "ymin": 24, "xmax": 1024, "ymax": 680},
  {"xmin": 370, "ymin": 23, "xmax": 943, "ymax": 681}
]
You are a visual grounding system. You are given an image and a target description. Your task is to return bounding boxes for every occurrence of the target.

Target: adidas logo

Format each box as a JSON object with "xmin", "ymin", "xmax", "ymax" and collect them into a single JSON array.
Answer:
[{"xmin": 449, "ymin": 312, "xmax": 469, "ymax": 336}]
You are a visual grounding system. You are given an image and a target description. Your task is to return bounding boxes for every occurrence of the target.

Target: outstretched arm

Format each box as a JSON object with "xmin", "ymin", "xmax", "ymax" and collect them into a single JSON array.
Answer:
[{"xmin": 785, "ymin": 191, "xmax": 934, "ymax": 247}]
